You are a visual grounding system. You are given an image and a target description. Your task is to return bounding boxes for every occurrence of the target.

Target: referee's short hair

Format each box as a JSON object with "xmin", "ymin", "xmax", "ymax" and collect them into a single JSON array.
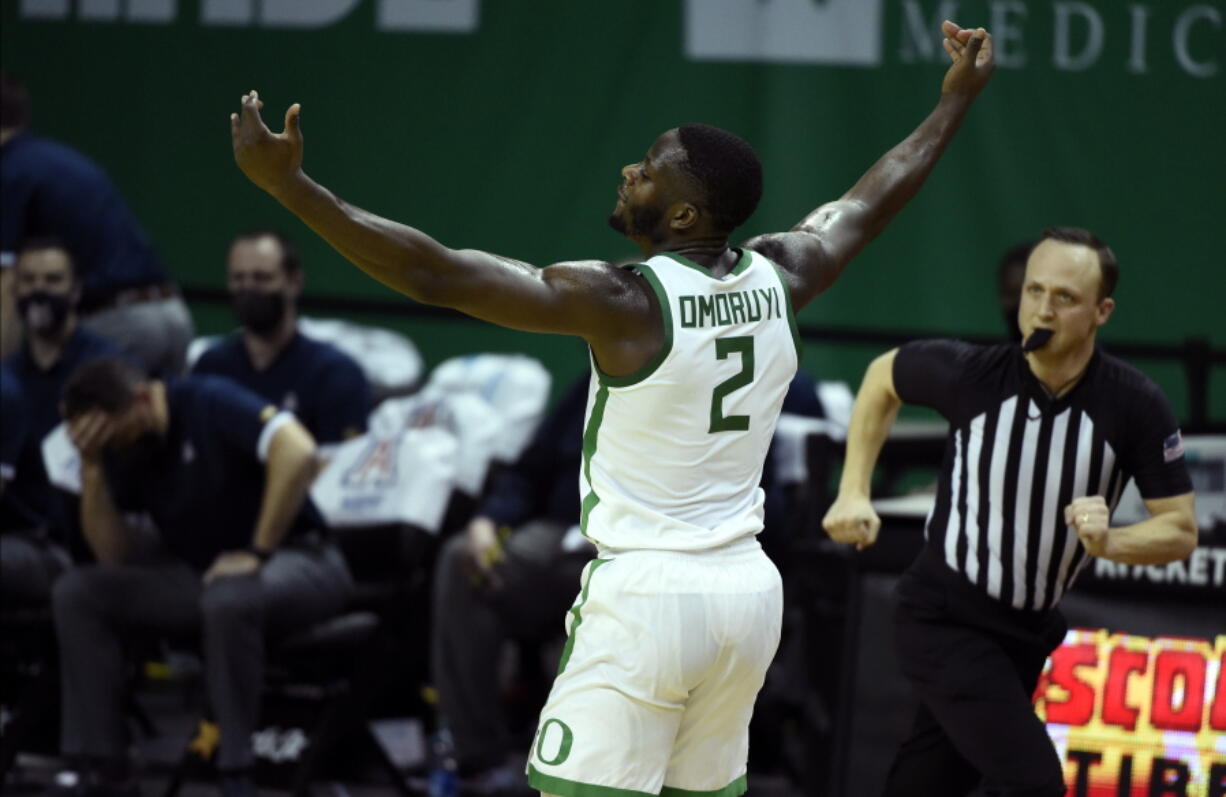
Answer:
[
  {"xmin": 62, "ymin": 358, "xmax": 146, "ymax": 420},
  {"xmin": 676, "ymin": 124, "xmax": 763, "ymax": 235},
  {"xmin": 1040, "ymin": 226, "xmax": 1119, "ymax": 300}
]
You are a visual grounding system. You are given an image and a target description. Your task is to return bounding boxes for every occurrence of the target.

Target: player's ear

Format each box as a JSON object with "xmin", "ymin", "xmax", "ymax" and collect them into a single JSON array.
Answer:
[{"xmin": 669, "ymin": 202, "xmax": 699, "ymax": 232}]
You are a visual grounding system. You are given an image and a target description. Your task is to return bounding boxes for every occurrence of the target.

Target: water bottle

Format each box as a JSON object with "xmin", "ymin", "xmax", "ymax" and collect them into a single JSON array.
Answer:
[{"xmin": 426, "ymin": 727, "xmax": 459, "ymax": 797}]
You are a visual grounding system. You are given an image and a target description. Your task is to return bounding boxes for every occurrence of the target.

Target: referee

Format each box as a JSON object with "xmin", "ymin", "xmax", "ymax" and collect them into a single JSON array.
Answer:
[{"xmin": 823, "ymin": 227, "xmax": 1197, "ymax": 797}]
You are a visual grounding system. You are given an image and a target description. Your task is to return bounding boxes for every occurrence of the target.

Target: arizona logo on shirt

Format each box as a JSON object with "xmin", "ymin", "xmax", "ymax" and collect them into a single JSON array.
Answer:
[{"xmin": 1163, "ymin": 430, "xmax": 1185, "ymax": 463}]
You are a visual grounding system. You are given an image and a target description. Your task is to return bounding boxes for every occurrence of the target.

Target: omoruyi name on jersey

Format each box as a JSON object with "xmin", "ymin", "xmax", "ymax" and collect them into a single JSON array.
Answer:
[{"xmin": 677, "ymin": 288, "xmax": 784, "ymax": 329}]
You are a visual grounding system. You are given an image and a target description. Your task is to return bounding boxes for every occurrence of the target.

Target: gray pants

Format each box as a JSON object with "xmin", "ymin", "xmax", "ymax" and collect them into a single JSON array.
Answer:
[
  {"xmin": 1, "ymin": 532, "xmax": 71, "ymax": 604},
  {"xmin": 82, "ymin": 296, "xmax": 195, "ymax": 377},
  {"xmin": 52, "ymin": 541, "xmax": 352, "ymax": 770},
  {"xmin": 431, "ymin": 521, "xmax": 590, "ymax": 770}
]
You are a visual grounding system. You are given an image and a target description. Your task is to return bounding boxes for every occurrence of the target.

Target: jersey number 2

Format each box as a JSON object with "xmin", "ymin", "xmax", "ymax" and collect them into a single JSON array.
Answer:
[{"xmin": 709, "ymin": 336, "xmax": 754, "ymax": 433}]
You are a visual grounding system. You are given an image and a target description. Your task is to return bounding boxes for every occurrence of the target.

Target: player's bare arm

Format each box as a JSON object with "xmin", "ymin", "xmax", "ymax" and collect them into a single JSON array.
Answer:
[
  {"xmin": 229, "ymin": 92, "xmax": 660, "ymax": 375},
  {"xmin": 745, "ymin": 20, "xmax": 996, "ymax": 310}
]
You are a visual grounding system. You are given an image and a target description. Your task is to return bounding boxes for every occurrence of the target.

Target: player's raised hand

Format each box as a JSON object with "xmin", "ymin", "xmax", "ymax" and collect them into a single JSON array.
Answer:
[
  {"xmin": 822, "ymin": 493, "xmax": 882, "ymax": 551},
  {"xmin": 230, "ymin": 90, "xmax": 304, "ymax": 196},
  {"xmin": 1065, "ymin": 495, "xmax": 1110, "ymax": 556},
  {"xmin": 939, "ymin": 20, "xmax": 995, "ymax": 99}
]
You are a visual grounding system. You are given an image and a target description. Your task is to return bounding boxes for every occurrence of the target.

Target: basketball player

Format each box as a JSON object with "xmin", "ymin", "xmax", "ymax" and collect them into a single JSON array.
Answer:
[{"xmin": 230, "ymin": 20, "xmax": 996, "ymax": 797}]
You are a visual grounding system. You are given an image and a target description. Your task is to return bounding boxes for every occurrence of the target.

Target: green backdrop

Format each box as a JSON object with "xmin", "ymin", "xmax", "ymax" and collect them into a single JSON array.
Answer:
[{"xmin": 5, "ymin": 0, "xmax": 1223, "ymax": 419}]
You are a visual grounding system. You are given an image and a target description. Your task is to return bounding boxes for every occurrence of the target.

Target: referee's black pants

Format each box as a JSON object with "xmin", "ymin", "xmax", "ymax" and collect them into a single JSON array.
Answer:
[{"xmin": 881, "ymin": 548, "xmax": 1068, "ymax": 797}]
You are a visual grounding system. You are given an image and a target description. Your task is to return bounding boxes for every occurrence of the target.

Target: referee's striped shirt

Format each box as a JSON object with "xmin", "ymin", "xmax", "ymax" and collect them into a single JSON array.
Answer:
[{"xmin": 893, "ymin": 341, "xmax": 1192, "ymax": 612}]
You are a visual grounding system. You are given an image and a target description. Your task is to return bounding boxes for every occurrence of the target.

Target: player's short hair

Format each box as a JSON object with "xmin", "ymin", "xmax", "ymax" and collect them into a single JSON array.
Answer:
[
  {"xmin": 1040, "ymin": 227, "xmax": 1119, "ymax": 300},
  {"xmin": 0, "ymin": 70, "xmax": 30, "ymax": 130},
  {"xmin": 62, "ymin": 358, "xmax": 146, "ymax": 420},
  {"xmin": 229, "ymin": 229, "xmax": 301, "ymax": 277},
  {"xmin": 17, "ymin": 235, "xmax": 79, "ymax": 280},
  {"xmin": 676, "ymin": 124, "xmax": 763, "ymax": 234}
]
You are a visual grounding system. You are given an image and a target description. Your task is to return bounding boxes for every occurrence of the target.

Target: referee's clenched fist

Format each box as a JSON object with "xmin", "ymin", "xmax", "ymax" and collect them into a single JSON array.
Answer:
[
  {"xmin": 1065, "ymin": 494, "xmax": 1110, "ymax": 555},
  {"xmin": 822, "ymin": 493, "xmax": 882, "ymax": 551}
]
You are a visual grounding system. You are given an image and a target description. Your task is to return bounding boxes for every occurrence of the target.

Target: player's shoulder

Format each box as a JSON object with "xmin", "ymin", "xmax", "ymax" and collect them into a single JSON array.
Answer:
[
  {"xmin": 545, "ymin": 258, "xmax": 659, "ymax": 311},
  {"xmin": 547, "ymin": 258, "xmax": 636, "ymax": 279},
  {"xmin": 742, "ymin": 232, "xmax": 814, "ymax": 273}
]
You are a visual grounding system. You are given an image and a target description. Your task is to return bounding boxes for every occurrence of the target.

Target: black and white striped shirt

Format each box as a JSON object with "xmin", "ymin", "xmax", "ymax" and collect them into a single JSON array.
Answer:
[{"xmin": 893, "ymin": 341, "xmax": 1192, "ymax": 612}]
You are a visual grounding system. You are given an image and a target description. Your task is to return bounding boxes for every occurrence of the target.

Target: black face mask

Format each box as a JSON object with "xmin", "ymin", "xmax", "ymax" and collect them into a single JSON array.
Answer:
[
  {"xmin": 16, "ymin": 290, "xmax": 74, "ymax": 337},
  {"xmin": 231, "ymin": 291, "xmax": 287, "ymax": 337}
]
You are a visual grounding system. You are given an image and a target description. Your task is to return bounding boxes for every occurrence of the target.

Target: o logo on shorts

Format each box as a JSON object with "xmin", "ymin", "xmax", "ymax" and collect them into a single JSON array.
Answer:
[{"xmin": 535, "ymin": 718, "xmax": 574, "ymax": 765}]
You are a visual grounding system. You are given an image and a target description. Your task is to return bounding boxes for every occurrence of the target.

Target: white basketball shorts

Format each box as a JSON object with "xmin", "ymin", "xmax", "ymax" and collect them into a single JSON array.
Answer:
[{"xmin": 526, "ymin": 535, "xmax": 783, "ymax": 797}]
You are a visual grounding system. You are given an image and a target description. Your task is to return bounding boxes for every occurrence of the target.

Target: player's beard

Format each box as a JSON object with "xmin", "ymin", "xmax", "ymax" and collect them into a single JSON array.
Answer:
[{"xmin": 608, "ymin": 203, "xmax": 664, "ymax": 239}]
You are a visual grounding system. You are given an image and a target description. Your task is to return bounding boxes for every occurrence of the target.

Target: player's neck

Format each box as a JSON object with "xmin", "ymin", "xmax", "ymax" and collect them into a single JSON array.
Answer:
[
  {"xmin": 657, "ymin": 236, "xmax": 735, "ymax": 275},
  {"xmin": 243, "ymin": 316, "xmax": 296, "ymax": 371}
]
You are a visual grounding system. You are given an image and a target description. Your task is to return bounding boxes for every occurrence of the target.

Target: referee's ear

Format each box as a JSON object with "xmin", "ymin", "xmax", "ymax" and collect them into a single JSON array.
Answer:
[{"xmin": 1094, "ymin": 296, "xmax": 1115, "ymax": 327}]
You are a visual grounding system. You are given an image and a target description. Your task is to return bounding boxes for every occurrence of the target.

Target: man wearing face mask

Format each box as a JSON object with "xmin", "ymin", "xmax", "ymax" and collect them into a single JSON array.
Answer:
[
  {"xmin": 191, "ymin": 230, "xmax": 371, "ymax": 445},
  {"xmin": 52, "ymin": 356, "xmax": 353, "ymax": 797},
  {"xmin": 0, "ymin": 238, "xmax": 122, "ymax": 600},
  {"xmin": 1, "ymin": 71, "xmax": 194, "ymax": 375}
]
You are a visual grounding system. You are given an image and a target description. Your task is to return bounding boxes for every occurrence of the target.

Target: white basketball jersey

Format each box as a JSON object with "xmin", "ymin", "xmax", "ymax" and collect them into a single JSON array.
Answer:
[{"xmin": 579, "ymin": 249, "xmax": 801, "ymax": 552}]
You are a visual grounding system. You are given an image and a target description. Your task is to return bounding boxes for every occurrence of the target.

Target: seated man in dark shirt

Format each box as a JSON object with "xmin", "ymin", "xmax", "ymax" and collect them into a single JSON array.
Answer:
[
  {"xmin": 1, "ymin": 237, "xmax": 121, "ymax": 600},
  {"xmin": 54, "ymin": 357, "xmax": 352, "ymax": 797},
  {"xmin": 0, "ymin": 71, "xmax": 193, "ymax": 375},
  {"xmin": 192, "ymin": 229, "xmax": 371, "ymax": 443}
]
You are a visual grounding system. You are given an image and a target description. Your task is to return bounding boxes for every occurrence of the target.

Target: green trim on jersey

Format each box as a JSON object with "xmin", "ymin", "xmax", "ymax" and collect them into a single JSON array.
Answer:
[
  {"xmin": 658, "ymin": 248, "xmax": 751, "ymax": 279},
  {"xmin": 770, "ymin": 264, "xmax": 803, "ymax": 362},
  {"xmin": 595, "ymin": 264, "xmax": 674, "ymax": 389},
  {"xmin": 555, "ymin": 558, "xmax": 612, "ymax": 675},
  {"xmin": 527, "ymin": 765, "xmax": 655, "ymax": 797},
  {"xmin": 660, "ymin": 775, "xmax": 749, "ymax": 797},
  {"xmin": 579, "ymin": 382, "xmax": 610, "ymax": 537}
]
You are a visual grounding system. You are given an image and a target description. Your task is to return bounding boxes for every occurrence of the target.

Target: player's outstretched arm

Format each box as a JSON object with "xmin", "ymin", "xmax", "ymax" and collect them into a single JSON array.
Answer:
[
  {"xmin": 229, "ymin": 92, "xmax": 645, "ymax": 342},
  {"xmin": 821, "ymin": 349, "xmax": 903, "ymax": 550},
  {"xmin": 746, "ymin": 20, "xmax": 995, "ymax": 311}
]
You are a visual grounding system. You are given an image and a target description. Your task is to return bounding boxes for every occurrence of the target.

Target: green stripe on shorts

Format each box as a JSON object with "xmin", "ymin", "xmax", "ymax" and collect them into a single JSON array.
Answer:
[
  {"xmin": 660, "ymin": 774, "xmax": 748, "ymax": 797},
  {"xmin": 526, "ymin": 766, "xmax": 748, "ymax": 797},
  {"xmin": 527, "ymin": 764, "xmax": 655, "ymax": 797},
  {"xmin": 555, "ymin": 557, "xmax": 611, "ymax": 675}
]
